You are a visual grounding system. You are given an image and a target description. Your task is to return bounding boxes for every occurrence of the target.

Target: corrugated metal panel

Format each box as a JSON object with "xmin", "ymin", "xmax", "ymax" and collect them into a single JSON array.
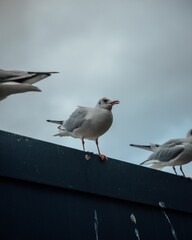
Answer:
[{"xmin": 0, "ymin": 130, "xmax": 192, "ymax": 240}]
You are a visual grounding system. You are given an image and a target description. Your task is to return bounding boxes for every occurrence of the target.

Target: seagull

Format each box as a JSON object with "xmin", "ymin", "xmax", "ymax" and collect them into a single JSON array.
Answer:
[
  {"xmin": 130, "ymin": 129, "xmax": 192, "ymax": 176},
  {"xmin": 130, "ymin": 129, "xmax": 192, "ymax": 152},
  {"xmin": 47, "ymin": 97, "xmax": 120, "ymax": 160},
  {"xmin": 0, "ymin": 68, "xmax": 58, "ymax": 100},
  {"xmin": 140, "ymin": 142, "xmax": 192, "ymax": 177}
]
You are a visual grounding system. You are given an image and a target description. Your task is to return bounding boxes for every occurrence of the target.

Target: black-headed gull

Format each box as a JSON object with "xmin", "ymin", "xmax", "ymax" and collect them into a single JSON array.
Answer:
[
  {"xmin": 0, "ymin": 68, "xmax": 58, "ymax": 100},
  {"xmin": 130, "ymin": 129, "xmax": 192, "ymax": 176},
  {"xmin": 47, "ymin": 97, "xmax": 120, "ymax": 160}
]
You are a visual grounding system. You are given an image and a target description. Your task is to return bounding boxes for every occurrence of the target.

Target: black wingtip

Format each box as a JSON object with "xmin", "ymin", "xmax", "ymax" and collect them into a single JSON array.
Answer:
[
  {"xmin": 139, "ymin": 160, "xmax": 149, "ymax": 166},
  {"xmin": 28, "ymin": 71, "xmax": 59, "ymax": 75}
]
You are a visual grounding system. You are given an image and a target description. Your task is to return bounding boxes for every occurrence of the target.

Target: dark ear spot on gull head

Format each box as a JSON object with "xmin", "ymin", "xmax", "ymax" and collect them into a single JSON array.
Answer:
[
  {"xmin": 186, "ymin": 129, "xmax": 192, "ymax": 137},
  {"xmin": 97, "ymin": 97, "xmax": 120, "ymax": 110}
]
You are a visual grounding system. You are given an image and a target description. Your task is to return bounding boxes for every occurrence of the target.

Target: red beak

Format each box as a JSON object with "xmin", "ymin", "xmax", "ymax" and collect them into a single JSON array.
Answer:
[{"xmin": 110, "ymin": 100, "xmax": 120, "ymax": 105}]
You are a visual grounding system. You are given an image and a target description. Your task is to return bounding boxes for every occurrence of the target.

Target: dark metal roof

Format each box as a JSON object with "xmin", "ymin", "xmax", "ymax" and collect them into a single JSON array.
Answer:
[{"xmin": 0, "ymin": 130, "xmax": 192, "ymax": 240}]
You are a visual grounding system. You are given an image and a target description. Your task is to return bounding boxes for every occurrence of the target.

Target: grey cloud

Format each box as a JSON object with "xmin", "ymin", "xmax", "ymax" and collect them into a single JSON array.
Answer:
[{"xmin": 1, "ymin": 0, "xmax": 192, "ymax": 176}]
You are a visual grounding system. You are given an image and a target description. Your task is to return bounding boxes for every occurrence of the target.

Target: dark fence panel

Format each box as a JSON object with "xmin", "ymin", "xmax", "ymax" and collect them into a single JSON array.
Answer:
[{"xmin": 0, "ymin": 130, "xmax": 192, "ymax": 240}]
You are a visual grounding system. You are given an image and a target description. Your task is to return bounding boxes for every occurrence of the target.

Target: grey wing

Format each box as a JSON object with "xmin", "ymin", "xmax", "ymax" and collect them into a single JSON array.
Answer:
[
  {"xmin": 0, "ymin": 69, "xmax": 58, "ymax": 84},
  {"xmin": 161, "ymin": 138, "xmax": 184, "ymax": 148},
  {"xmin": 64, "ymin": 107, "xmax": 88, "ymax": 132},
  {"xmin": 147, "ymin": 145, "xmax": 185, "ymax": 162},
  {"xmin": 129, "ymin": 143, "xmax": 160, "ymax": 151},
  {"xmin": 0, "ymin": 69, "xmax": 30, "ymax": 83}
]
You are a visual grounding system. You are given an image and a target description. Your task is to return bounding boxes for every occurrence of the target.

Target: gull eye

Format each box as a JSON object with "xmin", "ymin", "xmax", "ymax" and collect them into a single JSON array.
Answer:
[{"xmin": 103, "ymin": 98, "xmax": 108, "ymax": 103}]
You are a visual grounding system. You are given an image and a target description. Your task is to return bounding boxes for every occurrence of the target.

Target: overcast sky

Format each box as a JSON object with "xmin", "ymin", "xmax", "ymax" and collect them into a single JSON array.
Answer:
[{"xmin": 1, "ymin": 0, "xmax": 192, "ymax": 176}]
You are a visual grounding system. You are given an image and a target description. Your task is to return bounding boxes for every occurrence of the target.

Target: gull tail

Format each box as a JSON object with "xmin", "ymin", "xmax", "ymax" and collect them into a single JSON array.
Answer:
[
  {"xmin": 47, "ymin": 120, "xmax": 69, "ymax": 137},
  {"xmin": 53, "ymin": 131, "xmax": 69, "ymax": 137},
  {"xmin": 140, "ymin": 159, "xmax": 159, "ymax": 166},
  {"xmin": 140, "ymin": 159, "xmax": 163, "ymax": 169}
]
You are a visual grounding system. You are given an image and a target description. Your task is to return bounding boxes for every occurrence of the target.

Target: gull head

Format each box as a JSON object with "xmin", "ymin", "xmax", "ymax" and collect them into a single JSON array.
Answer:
[
  {"xmin": 96, "ymin": 97, "xmax": 120, "ymax": 110},
  {"xmin": 186, "ymin": 129, "xmax": 192, "ymax": 138}
]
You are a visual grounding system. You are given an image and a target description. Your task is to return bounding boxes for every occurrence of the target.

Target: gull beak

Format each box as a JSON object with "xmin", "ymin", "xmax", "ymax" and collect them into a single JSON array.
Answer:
[{"xmin": 110, "ymin": 100, "xmax": 120, "ymax": 105}]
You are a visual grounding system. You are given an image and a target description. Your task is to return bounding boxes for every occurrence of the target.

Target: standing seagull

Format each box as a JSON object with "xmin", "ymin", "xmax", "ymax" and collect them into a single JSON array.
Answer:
[
  {"xmin": 0, "ymin": 68, "xmax": 58, "ymax": 100},
  {"xmin": 47, "ymin": 97, "xmax": 120, "ymax": 160},
  {"xmin": 131, "ymin": 129, "xmax": 192, "ymax": 176}
]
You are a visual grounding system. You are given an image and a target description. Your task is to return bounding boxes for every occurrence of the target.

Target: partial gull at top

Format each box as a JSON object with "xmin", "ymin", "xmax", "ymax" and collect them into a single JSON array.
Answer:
[
  {"xmin": 0, "ymin": 68, "xmax": 58, "ymax": 100},
  {"xmin": 47, "ymin": 97, "xmax": 120, "ymax": 160},
  {"xmin": 130, "ymin": 129, "xmax": 192, "ymax": 176}
]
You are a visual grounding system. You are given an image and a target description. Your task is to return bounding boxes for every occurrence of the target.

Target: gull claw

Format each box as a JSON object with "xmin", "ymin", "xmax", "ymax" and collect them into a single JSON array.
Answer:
[{"xmin": 99, "ymin": 154, "xmax": 108, "ymax": 161}]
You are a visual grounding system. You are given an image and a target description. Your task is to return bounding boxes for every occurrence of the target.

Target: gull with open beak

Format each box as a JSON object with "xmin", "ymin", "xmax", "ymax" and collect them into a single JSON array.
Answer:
[{"xmin": 47, "ymin": 97, "xmax": 120, "ymax": 160}]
